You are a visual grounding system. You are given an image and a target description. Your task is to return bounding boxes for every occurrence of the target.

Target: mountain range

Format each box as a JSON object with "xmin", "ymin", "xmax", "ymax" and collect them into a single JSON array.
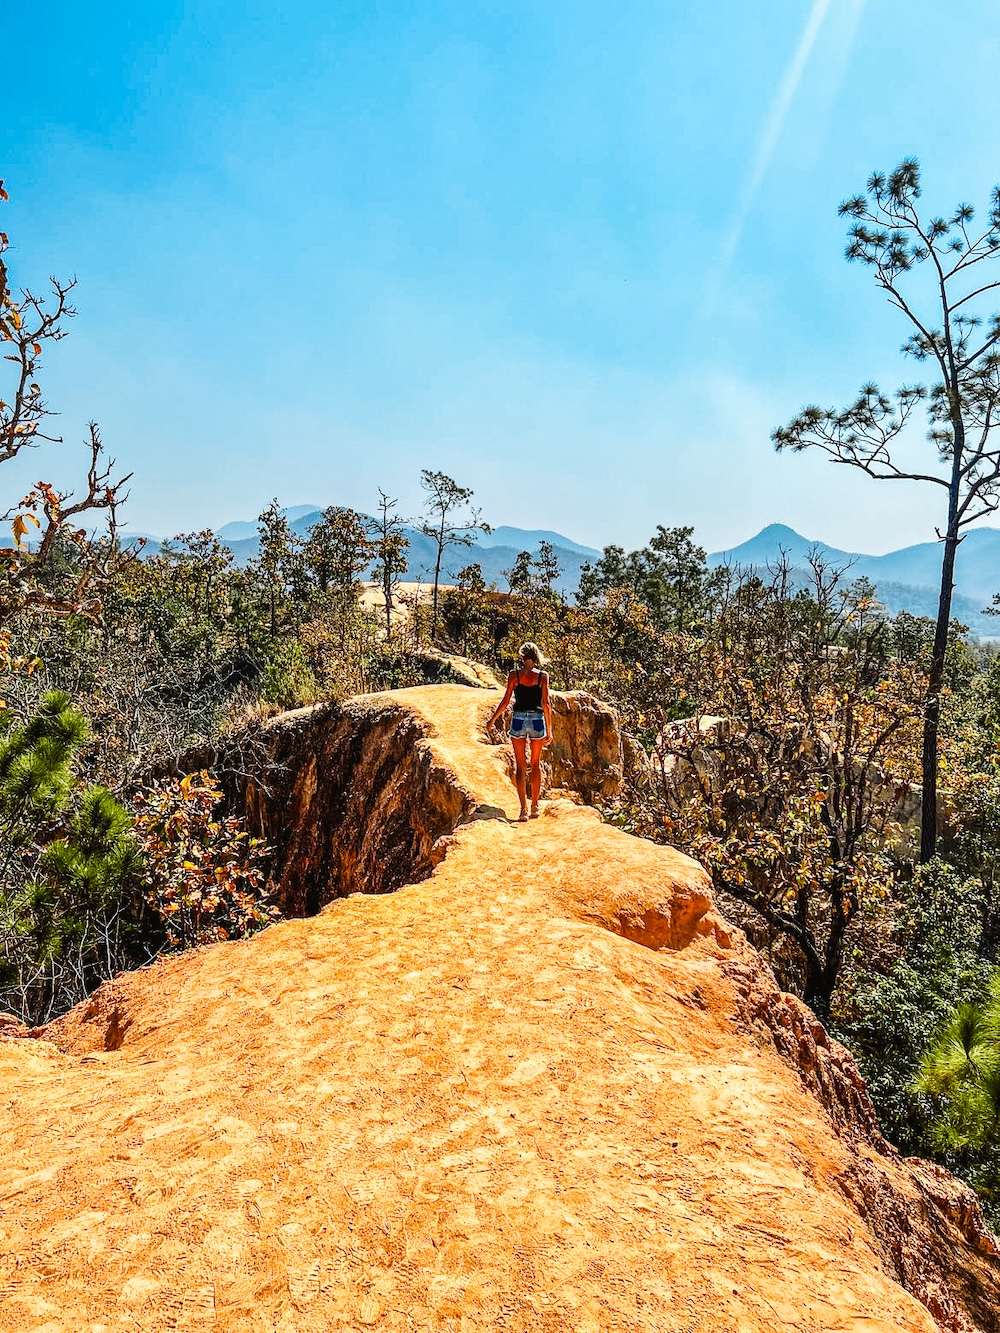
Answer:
[
  {"xmin": 123, "ymin": 511, "xmax": 1000, "ymax": 636},
  {"xmin": 711, "ymin": 523, "xmax": 1000, "ymax": 635},
  {"xmin": 128, "ymin": 511, "xmax": 603, "ymax": 597}
]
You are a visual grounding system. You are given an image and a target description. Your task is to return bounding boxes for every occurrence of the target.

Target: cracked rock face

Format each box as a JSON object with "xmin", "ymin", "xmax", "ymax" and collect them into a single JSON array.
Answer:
[
  {"xmin": 2, "ymin": 684, "xmax": 999, "ymax": 1332},
  {"xmin": 213, "ymin": 685, "xmax": 624, "ymax": 916},
  {"xmin": 237, "ymin": 697, "xmax": 473, "ymax": 915}
]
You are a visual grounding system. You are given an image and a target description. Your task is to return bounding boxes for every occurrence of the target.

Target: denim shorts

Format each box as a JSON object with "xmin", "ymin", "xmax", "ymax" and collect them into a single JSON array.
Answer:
[{"xmin": 509, "ymin": 709, "xmax": 546, "ymax": 740}]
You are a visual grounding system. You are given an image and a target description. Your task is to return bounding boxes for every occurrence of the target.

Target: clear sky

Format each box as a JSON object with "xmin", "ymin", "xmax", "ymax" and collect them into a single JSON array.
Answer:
[{"xmin": 4, "ymin": 0, "xmax": 1000, "ymax": 553}]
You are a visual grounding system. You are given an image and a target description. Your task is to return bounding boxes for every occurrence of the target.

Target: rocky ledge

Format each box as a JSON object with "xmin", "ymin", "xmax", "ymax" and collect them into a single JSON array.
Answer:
[{"xmin": 1, "ymin": 684, "xmax": 998, "ymax": 1332}]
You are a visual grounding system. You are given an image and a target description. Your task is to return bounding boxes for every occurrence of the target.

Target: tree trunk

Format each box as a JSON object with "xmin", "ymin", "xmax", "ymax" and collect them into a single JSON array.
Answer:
[
  {"xmin": 803, "ymin": 985, "xmax": 833, "ymax": 1023},
  {"xmin": 920, "ymin": 527, "xmax": 959, "ymax": 862},
  {"xmin": 801, "ymin": 950, "xmax": 833, "ymax": 1021},
  {"xmin": 921, "ymin": 401, "xmax": 964, "ymax": 864},
  {"xmin": 798, "ymin": 879, "xmax": 855, "ymax": 1021},
  {"xmin": 432, "ymin": 540, "xmax": 443, "ymax": 639}
]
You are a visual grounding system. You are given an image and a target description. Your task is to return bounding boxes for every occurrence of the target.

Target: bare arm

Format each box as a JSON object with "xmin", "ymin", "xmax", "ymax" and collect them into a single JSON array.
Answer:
[
  {"xmin": 541, "ymin": 672, "xmax": 553, "ymax": 745},
  {"xmin": 487, "ymin": 672, "xmax": 516, "ymax": 729}
]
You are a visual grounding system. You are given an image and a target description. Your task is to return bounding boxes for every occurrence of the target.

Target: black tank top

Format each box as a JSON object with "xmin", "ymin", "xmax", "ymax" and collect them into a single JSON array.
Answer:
[{"xmin": 512, "ymin": 669, "xmax": 543, "ymax": 710}]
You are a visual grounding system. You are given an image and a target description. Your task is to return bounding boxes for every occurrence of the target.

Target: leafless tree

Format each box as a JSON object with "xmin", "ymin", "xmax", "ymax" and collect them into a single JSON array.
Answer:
[{"xmin": 0, "ymin": 181, "xmax": 132, "ymax": 661}]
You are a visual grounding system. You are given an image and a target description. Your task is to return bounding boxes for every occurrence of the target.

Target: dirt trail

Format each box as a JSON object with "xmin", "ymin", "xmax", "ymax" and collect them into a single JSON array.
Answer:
[{"xmin": 0, "ymin": 686, "xmax": 994, "ymax": 1331}]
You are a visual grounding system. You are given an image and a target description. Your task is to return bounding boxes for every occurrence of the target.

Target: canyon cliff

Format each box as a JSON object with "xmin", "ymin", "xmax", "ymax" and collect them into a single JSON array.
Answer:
[{"xmin": 2, "ymin": 684, "xmax": 999, "ymax": 1332}]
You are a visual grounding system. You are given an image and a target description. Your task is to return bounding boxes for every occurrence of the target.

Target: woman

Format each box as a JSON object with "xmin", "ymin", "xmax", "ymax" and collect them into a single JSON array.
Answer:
[{"xmin": 487, "ymin": 642, "xmax": 553, "ymax": 822}]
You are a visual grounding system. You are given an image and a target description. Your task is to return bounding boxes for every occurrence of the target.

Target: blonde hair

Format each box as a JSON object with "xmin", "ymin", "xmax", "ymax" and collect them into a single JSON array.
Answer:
[{"xmin": 518, "ymin": 641, "xmax": 546, "ymax": 667}]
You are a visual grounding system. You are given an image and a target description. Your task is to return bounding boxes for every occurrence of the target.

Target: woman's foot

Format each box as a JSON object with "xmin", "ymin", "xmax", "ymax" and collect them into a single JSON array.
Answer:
[
  {"xmin": 530, "ymin": 802, "xmax": 540, "ymax": 819},
  {"xmin": 518, "ymin": 808, "xmax": 529, "ymax": 823}
]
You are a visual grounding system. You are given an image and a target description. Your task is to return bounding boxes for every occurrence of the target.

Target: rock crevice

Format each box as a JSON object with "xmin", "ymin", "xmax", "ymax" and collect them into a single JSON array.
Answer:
[
  {"xmin": 216, "ymin": 686, "xmax": 623, "ymax": 917},
  {"xmin": 238, "ymin": 699, "xmax": 469, "ymax": 914}
]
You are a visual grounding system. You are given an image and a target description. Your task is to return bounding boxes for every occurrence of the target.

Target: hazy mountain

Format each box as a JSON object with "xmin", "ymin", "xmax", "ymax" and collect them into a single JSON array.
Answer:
[
  {"xmin": 854, "ymin": 529, "xmax": 1000, "ymax": 606},
  {"xmin": 710, "ymin": 522, "xmax": 1000, "ymax": 635},
  {"xmin": 115, "ymin": 532, "xmax": 162, "ymax": 555},
  {"xmin": 392, "ymin": 524, "xmax": 600, "ymax": 595},
  {"xmin": 215, "ymin": 504, "xmax": 321, "ymax": 545},
  {"xmin": 214, "ymin": 519, "xmax": 259, "ymax": 543},
  {"xmin": 166, "ymin": 508, "xmax": 603, "ymax": 596},
  {"xmin": 126, "ymin": 508, "xmax": 1000, "ymax": 635},
  {"xmin": 710, "ymin": 523, "xmax": 854, "ymax": 569},
  {"xmin": 476, "ymin": 526, "xmax": 600, "ymax": 557}
]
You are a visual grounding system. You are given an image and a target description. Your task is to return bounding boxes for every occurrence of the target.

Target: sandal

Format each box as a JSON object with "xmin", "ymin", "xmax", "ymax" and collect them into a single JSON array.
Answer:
[
  {"xmin": 517, "ymin": 809, "xmax": 529, "ymax": 823},
  {"xmin": 530, "ymin": 803, "xmax": 540, "ymax": 819}
]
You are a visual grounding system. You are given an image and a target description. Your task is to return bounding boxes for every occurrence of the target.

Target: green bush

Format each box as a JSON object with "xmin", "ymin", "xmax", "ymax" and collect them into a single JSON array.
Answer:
[
  {"xmin": 0, "ymin": 691, "xmax": 144, "ymax": 1024},
  {"xmin": 833, "ymin": 860, "xmax": 991, "ymax": 1156},
  {"xmin": 914, "ymin": 974, "xmax": 1000, "ymax": 1220},
  {"xmin": 259, "ymin": 640, "xmax": 318, "ymax": 709}
]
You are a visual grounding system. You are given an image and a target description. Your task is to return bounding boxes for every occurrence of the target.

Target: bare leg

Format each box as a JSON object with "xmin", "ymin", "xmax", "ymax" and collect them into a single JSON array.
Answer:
[
  {"xmin": 528, "ymin": 738, "xmax": 545, "ymax": 814},
  {"xmin": 512, "ymin": 738, "xmax": 528, "ymax": 819}
]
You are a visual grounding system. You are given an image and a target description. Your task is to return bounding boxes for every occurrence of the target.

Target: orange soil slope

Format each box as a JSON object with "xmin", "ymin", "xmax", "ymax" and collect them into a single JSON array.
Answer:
[{"xmin": 1, "ymin": 685, "xmax": 997, "ymax": 1332}]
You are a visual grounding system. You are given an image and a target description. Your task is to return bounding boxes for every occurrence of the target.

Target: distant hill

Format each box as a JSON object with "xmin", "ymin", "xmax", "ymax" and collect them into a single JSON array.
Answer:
[
  {"xmin": 123, "ymin": 509, "xmax": 1000, "ymax": 635},
  {"xmin": 215, "ymin": 504, "xmax": 318, "ymax": 545},
  {"xmin": 709, "ymin": 522, "xmax": 1000, "ymax": 635},
  {"xmin": 140, "ymin": 508, "xmax": 603, "ymax": 597},
  {"xmin": 710, "ymin": 523, "xmax": 854, "ymax": 570},
  {"xmin": 476, "ymin": 526, "xmax": 599, "ymax": 558}
]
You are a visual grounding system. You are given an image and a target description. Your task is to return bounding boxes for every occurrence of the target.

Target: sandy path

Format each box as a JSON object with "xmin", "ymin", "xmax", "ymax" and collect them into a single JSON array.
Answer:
[{"xmin": 0, "ymin": 686, "xmax": 948, "ymax": 1331}]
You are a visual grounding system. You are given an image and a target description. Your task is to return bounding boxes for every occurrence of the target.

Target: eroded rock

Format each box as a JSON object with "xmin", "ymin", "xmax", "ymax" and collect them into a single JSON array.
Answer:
[
  {"xmin": 2, "ymin": 683, "xmax": 998, "ymax": 1333},
  {"xmin": 215, "ymin": 687, "xmax": 620, "ymax": 915},
  {"xmin": 237, "ymin": 697, "xmax": 471, "ymax": 914},
  {"xmin": 545, "ymin": 690, "xmax": 623, "ymax": 803}
]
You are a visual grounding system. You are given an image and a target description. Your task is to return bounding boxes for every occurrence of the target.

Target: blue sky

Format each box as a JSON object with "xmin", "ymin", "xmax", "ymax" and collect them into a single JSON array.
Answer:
[{"xmin": 4, "ymin": 0, "xmax": 1000, "ymax": 553}]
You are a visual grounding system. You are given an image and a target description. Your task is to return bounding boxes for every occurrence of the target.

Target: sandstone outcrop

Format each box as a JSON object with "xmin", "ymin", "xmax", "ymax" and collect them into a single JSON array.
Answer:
[
  {"xmin": 2, "ymin": 684, "xmax": 999, "ymax": 1332},
  {"xmin": 408, "ymin": 651, "xmax": 503, "ymax": 691},
  {"xmin": 234, "ymin": 697, "xmax": 474, "ymax": 916},
  {"xmin": 544, "ymin": 691, "xmax": 622, "ymax": 804},
  {"xmin": 207, "ymin": 687, "xmax": 622, "ymax": 916}
]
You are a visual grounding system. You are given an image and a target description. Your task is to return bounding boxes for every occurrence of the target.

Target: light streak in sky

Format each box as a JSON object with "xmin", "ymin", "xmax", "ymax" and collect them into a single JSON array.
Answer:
[{"xmin": 705, "ymin": 0, "xmax": 868, "ymax": 311}]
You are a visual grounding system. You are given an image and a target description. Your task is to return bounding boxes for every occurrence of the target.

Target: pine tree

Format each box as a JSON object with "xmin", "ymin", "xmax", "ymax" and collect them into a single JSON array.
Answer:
[
  {"xmin": 371, "ymin": 491, "xmax": 410, "ymax": 637},
  {"xmin": 775, "ymin": 160, "xmax": 1000, "ymax": 861},
  {"xmin": 418, "ymin": 471, "xmax": 489, "ymax": 639},
  {"xmin": 0, "ymin": 691, "xmax": 143, "ymax": 1024},
  {"xmin": 912, "ymin": 974, "xmax": 1000, "ymax": 1218}
]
